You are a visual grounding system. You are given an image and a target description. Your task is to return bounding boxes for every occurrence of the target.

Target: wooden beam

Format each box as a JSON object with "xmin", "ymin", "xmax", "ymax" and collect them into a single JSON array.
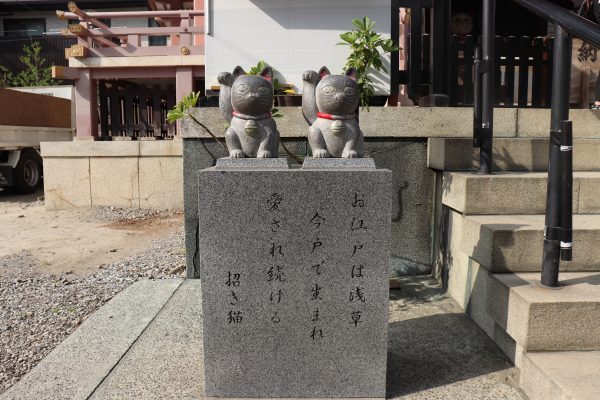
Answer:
[
  {"xmin": 66, "ymin": 44, "xmax": 88, "ymax": 58},
  {"xmin": 68, "ymin": 23, "xmax": 89, "ymax": 37},
  {"xmin": 88, "ymin": 26, "xmax": 203, "ymax": 36},
  {"xmin": 52, "ymin": 66, "xmax": 81, "ymax": 80},
  {"xmin": 66, "ymin": 1, "xmax": 126, "ymax": 42},
  {"xmin": 76, "ymin": 44, "xmax": 203, "ymax": 58}
]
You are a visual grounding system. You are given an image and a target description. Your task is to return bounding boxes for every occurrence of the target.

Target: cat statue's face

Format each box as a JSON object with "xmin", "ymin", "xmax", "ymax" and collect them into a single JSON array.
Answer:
[
  {"xmin": 231, "ymin": 67, "xmax": 274, "ymax": 116},
  {"xmin": 315, "ymin": 68, "xmax": 359, "ymax": 115}
]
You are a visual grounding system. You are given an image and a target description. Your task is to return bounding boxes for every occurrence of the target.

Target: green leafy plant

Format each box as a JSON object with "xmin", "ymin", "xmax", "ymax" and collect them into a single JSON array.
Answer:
[
  {"xmin": 338, "ymin": 17, "xmax": 399, "ymax": 108},
  {"xmin": 0, "ymin": 65, "xmax": 12, "ymax": 88},
  {"xmin": 2, "ymin": 42, "xmax": 60, "ymax": 87},
  {"xmin": 167, "ymin": 91, "xmax": 228, "ymax": 151}
]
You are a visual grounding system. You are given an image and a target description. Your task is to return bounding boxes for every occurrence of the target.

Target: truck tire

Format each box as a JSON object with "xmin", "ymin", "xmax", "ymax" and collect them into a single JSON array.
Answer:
[{"xmin": 13, "ymin": 150, "xmax": 42, "ymax": 194}]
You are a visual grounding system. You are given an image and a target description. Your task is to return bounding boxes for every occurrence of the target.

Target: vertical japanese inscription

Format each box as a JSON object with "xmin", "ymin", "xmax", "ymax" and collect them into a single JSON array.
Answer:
[
  {"xmin": 266, "ymin": 193, "xmax": 286, "ymax": 325},
  {"xmin": 309, "ymin": 211, "xmax": 326, "ymax": 341},
  {"xmin": 226, "ymin": 271, "xmax": 242, "ymax": 324},
  {"xmin": 349, "ymin": 191, "xmax": 367, "ymax": 328}
]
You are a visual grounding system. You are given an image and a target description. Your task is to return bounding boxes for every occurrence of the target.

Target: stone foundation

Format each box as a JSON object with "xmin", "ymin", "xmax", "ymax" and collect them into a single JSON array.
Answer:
[{"xmin": 41, "ymin": 140, "xmax": 183, "ymax": 210}]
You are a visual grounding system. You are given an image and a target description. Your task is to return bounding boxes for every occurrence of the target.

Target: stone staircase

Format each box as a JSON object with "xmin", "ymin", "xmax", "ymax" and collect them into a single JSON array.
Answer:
[{"xmin": 429, "ymin": 137, "xmax": 600, "ymax": 400}]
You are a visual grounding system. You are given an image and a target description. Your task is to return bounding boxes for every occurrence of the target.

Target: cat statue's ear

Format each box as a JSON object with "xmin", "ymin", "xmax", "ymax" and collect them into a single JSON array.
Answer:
[
  {"xmin": 259, "ymin": 66, "xmax": 273, "ymax": 82},
  {"xmin": 345, "ymin": 68, "xmax": 357, "ymax": 81},
  {"xmin": 232, "ymin": 66, "xmax": 246, "ymax": 80},
  {"xmin": 218, "ymin": 71, "xmax": 235, "ymax": 123},
  {"xmin": 319, "ymin": 66, "xmax": 331, "ymax": 79},
  {"xmin": 302, "ymin": 67, "xmax": 328, "ymax": 126}
]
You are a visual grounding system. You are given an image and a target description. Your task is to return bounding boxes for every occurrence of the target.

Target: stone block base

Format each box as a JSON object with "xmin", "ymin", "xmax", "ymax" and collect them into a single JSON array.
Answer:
[{"xmin": 198, "ymin": 167, "xmax": 391, "ymax": 398}]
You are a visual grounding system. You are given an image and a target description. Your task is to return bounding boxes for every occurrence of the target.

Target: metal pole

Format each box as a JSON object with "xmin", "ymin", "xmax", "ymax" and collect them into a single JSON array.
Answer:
[
  {"xmin": 390, "ymin": 0, "xmax": 400, "ymax": 105},
  {"xmin": 473, "ymin": 46, "xmax": 483, "ymax": 148},
  {"xmin": 560, "ymin": 120, "xmax": 573, "ymax": 261},
  {"xmin": 541, "ymin": 25, "xmax": 572, "ymax": 288},
  {"xmin": 432, "ymin": 0, "xmax": 451, "ymax": 95},
  {"xmin": 480, "ymin": 0, "xmax": 495, "ymax": 174}
]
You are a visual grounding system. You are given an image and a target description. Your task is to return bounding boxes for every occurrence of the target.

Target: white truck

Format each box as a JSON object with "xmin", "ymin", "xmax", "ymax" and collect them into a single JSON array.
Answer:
[
  {"xmin": 0, "ymin": 87, "xmax": 74, "ymax": 193},
  {"xmin": 0, "ymin": 126, "xmax": 73, "ymax": 193}
]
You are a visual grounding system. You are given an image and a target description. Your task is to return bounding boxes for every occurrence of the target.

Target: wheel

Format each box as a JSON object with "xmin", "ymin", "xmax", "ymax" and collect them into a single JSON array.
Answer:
[{"xmin": 13, "ymin": 150, "xmax": 42, "ymax": 194}]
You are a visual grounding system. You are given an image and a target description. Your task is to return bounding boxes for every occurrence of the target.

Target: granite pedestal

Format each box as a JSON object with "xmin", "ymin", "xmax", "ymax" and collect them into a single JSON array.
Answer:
[{"xmin": 198, "ymin": 166, "xmax": 391, "ymax": 398}]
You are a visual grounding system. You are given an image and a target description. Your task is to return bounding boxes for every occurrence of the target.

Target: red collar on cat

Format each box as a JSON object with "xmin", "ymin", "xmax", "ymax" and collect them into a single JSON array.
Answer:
[
  {"xmin": 232, "ymin": 111, "xmax": 272, "ymax": 120},
  {"xmin": 317, "ymin": 112, "xmax": 357, "ymax": 121}
]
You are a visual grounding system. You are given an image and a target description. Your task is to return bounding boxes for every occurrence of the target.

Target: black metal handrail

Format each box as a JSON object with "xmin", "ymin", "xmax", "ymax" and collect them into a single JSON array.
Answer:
[
  {"xmin": 514, "ymin": 0, "xmax": 600, "ymax": 47},
  {"xmin": 474, "ymin": 0, "xmax": 600, "ymax": 287}
]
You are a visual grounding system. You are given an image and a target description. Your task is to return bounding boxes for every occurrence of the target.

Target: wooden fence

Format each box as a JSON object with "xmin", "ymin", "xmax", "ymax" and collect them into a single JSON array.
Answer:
[
  {"xmin": 448, "ymin": 35, "xmax": 554, "ymax": 107},
  {"xmin": 98, "ymin": 81, "xmax": 176, "ymax": 139}
]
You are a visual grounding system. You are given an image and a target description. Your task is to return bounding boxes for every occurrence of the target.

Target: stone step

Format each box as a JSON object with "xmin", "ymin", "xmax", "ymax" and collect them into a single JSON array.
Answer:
[
  {"xmin": 460, "ymin": 214, "xmax": 600, "ymax": 273},
  {"xmin": 442, "ymin": 171, "xmax": 600, "ymax": 215},
  {"xmin": 487, "ymin": 272, "xmax": 600, "ymax": 352},
  {"xmin": 428, "ymin": 138, "xmax": 600, "ymax": 172},
  {"xmin": 520, "ymin": 351, "xmax": 600, "ymax": 400}
]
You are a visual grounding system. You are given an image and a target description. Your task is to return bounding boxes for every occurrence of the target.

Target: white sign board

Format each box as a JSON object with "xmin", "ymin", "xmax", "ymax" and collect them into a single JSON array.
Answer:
[{"xmin": 205, "ymin": 0, "xmax": 392, "ymax": 94}]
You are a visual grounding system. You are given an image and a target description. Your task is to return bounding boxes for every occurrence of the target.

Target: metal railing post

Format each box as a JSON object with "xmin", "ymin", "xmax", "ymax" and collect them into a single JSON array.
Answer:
[
  {"xmin": 480, "ymin": 0, "xmax": 495, "ymax": 174},
  {"xmin": 541, "ymin": 24, "xmax": 572, "ymax": 288},
  {"xmin": 560, "ymin": 120, "xmax": 573, "ymax": 262},
  {"xmin": 473, "ymin": 46, "xmax": 483, "ymax": 148}
]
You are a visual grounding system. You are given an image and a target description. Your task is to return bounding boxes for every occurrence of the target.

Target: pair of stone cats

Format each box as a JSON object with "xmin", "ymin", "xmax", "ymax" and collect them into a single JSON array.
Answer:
[{"xmin": 217, "ymin": 66, "xmax": 363, "ymax": 159}]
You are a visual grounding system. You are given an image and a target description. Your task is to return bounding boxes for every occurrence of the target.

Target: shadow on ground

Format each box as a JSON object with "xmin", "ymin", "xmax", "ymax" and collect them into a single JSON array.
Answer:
[
  {"xmin": 385, "ymin": 277, "xmax": 522, "ymax": 399},
  {"xmin": 0, "ymin": 188, "xmax": 43, "ymax": 203}
]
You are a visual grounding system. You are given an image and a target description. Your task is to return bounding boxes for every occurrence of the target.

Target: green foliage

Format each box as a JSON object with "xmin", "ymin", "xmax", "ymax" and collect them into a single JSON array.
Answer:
[
  {"xmin": 167, "ymin": 91, "xmax": 200, "ymax": 123},
  {"xmin": 0, "ymin": 42, "xmax": 59, "ymax": 87},
  {"xmin": 0, "ymin": 65, "xmax": 12, "ymax": 88},
  {"xmin": 338, "ymin": 17, "xmax": 399, "ymax": 108},
  {"xmin": 247, "ymin": 60, "xmax": 270, "ymax": 76}
]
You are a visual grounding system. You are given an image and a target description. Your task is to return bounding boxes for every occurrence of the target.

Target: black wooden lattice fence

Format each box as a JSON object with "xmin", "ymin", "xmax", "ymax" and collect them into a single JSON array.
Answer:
[
  {"xmin": 449, "ymin": 35, "xmax": 554, "ymax": 107},
  {"xmin": 98, "ymin": 80, "xmax": 176, "ymax": 139}
]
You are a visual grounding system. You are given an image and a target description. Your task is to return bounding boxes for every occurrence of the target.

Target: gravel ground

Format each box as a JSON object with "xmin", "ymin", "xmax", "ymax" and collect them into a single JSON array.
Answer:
[{"xmin": 0, "ymin": 208, "xmax": 185, "ymax": 394}]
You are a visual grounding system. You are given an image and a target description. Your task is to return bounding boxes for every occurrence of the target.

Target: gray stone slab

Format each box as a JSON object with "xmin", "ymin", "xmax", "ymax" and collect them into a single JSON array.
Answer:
[
  {"xmin": 216, "ymin": 157, "xmax": 290, "ymax": 170},
  {"xmin": 366, "ymin": 139, "xmax": 434, "ymax": 270},
  {"xmin": 183, "ymin": 139, "xmax": 228, "ymax": 279},
  {"xmin": 521, "ymin": 351, "xmax": 600, "ymax": 400},
  {"xmin": 89, "ymin": 280, "xmax": 203, "ymax": 400},
  {"xmin": 198, "ymin": 168, "xmax": 391, "ymax": 398},
  {"xmin": 183, "ymin": 107, "xmax": 518, "ymax": 138},
  {"xmin": 0, "ymin": 279, "xmax": 183, "ymax": 400},
  {"xmin": 428, "ymin": 137, "xmax": 600, "ymax": 172},
  {"xmin": 487, "ymin": 272, "xmax": 600, "ymax": 351},
  {"xmin": 302, "ymin": 157, "xmax": 376, "ymax": 169}
]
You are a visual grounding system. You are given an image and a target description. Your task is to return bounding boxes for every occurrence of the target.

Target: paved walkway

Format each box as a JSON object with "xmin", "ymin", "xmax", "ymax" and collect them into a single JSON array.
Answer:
[{"xmin": 1, "ymin": 277, "xmax": 525, "ymax": 400}]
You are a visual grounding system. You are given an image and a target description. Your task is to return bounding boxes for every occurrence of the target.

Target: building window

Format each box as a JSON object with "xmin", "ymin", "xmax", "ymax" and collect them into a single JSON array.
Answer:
[
  {"xmin": 3, "ymin": 19, "xmax": 46, "ymax": 37},
  {"xmin": 148, "ymin": 18, "xmax": 167, "ymax": 46}
]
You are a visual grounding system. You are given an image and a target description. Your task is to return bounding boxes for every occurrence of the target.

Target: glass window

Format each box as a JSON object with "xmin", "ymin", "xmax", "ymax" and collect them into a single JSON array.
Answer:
[
  {"xmin": 148, "ymin": 18, "xmax": 167, "ymax": 46},
  {"xmin": 3, "ymin": 19, "xmax": 46, "ymax": 37}
]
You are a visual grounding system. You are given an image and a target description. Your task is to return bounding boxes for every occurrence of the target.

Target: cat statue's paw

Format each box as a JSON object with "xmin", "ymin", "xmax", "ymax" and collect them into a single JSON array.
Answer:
[
  {"xmin": 313, "ymin": 149, "xmax": 330, "ymax": 158},
  {"xmin": 257, "ymin": 150, "xmax": 271, "ymax": 158},
  {"xmin": 343, "ymin": 150, "xmax": 359, "ymax": 158},
  {"xmin": 302, "ymin": 70, "xmax": 319, "ymax": 84},
  {"xmin": 230, "ymin": 150, "xmax": 244, "ymax": 158}
]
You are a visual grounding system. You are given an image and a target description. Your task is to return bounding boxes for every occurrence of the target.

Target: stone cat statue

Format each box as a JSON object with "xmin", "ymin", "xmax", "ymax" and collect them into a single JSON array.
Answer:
[
  {"xmin": 302, "ymin": 67, "xmax": 364, "ymax": 158},
  {"xmin": 217, "ymin": 66, "xmax": 280, "ymax": 158}
]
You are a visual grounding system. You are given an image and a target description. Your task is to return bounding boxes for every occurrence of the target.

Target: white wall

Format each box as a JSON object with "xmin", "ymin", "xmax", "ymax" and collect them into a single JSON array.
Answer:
[{"xmin": 205, "ymin": 0, "xmax": 392, "ymax": 94}]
